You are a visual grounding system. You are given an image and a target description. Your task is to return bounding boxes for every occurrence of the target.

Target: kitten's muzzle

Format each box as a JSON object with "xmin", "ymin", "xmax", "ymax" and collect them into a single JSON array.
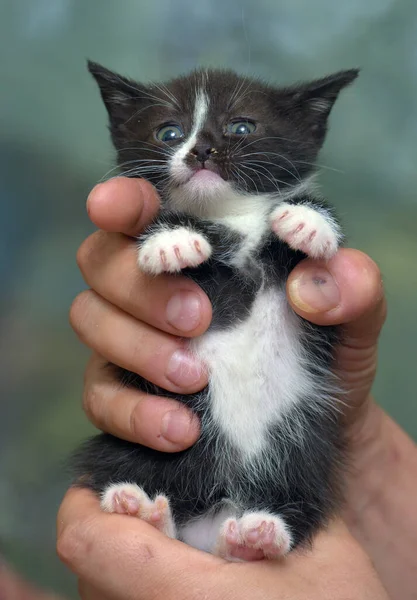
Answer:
[{"xmin": 190, "ymin": 144, "xmax": 217, "ymax": 165}]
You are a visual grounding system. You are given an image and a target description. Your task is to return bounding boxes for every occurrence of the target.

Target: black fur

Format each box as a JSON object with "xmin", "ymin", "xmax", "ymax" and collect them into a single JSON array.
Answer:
[{"xmin": 72, "ymin": 64, "xmax": 358, "ymax": 551}]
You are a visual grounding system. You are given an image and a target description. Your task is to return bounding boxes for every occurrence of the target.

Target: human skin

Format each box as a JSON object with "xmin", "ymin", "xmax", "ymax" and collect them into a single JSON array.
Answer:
[{"xmin": 58, "ymin": 177, "xmax": 416, "ymax": 599}]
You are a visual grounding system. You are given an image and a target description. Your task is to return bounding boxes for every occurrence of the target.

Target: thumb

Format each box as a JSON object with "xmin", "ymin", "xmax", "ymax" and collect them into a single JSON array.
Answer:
[
  {"xmin": 286, "ymin": 249, "xmax": 386, "ymax": 410},
  {"xmin": 287, "ymin": 248, "xmax": 386, "ymax": 341}
]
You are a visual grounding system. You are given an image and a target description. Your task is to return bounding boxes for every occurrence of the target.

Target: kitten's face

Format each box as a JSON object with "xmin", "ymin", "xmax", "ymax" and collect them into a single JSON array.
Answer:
[{"xmin": 89, "ymin": 64, "xmax": 357, "ymax": 213}]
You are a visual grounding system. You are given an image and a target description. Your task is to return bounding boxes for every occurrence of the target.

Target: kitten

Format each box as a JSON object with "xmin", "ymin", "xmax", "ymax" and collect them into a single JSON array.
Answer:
[{"xmin": 73, "ymin": 62, "xmax": 358, "ymax": 561}]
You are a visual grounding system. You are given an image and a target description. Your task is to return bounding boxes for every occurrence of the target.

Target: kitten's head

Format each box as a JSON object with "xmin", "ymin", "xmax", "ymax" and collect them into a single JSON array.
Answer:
[{"xmin": 89, "ymin": 62, "xmax": 358, "ymax": 215}]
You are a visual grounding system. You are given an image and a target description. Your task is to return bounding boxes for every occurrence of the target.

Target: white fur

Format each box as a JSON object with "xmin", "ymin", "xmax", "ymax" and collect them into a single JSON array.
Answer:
[
  {"xmin": 180, "ymin": 506, "xmax": 237, "ymax": 553},
  {"xmin": 212, "ymin": 200, "xmax": 271, "ymax": 268},
  {"xmin": 169, "ymin": 176, "xmax": 315, "ymax": 222},
  {"xmin": 138, "ymin": 227, "xmax": 212, "ymax": 275},
  {"xmin": 207, "ymin": 179, "xmax": 319, "ymax": 267},
  {"xmin": 170, "ymin": 88, "xmax": 209, "ymax": 185},
  {"xmin": 167, "ymin": 87, "xmax": 235, "ymax": 212},
  {"xmin": 190, "ymin": 287, "xmax": 315, "ymax": 459},
  {"xmin": 271, "ymin": 202, "xmax": 341, "ymax": 259}
]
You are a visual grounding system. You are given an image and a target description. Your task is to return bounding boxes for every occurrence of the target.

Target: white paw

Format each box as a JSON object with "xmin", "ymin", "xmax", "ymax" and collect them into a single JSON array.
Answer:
[
  {"xmin": 101, "ymin": 483, "xmax": 176, "ymax": 538},
  {"xmin": 271, "ymin": 204, "xmax": 340, "ymax": 259},
  {"xmin": 138, "ymin": 227, "xmax": 212, "ymax": 275},
  {"xmin": 215, "ymin": 512, "xmax": 292, "ymax": 562}
]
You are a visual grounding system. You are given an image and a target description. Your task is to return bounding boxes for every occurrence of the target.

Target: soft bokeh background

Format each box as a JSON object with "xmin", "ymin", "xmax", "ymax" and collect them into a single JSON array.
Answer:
[{"xmin": 1, "ymin": 0, "xmax": 416, "ymax": 597}]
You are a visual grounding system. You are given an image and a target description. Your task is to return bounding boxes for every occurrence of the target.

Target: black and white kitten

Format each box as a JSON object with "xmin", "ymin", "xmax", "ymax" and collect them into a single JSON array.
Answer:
[{"xmin": 73, "ymin": 62, "xmax": 358, "ymax": 561}]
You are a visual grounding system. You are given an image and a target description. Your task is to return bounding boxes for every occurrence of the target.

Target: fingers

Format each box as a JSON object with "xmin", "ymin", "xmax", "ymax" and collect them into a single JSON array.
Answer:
[
  {"xmin": 83, "ymin": 353, "xmax": 200, "ymax": 451},
  {"xmin": 70, "ymin": 291, "xmax": 208, "ymax": 394},
  {"xmin": 76, "ymin": 230, "xmax": 212, "ymax": 338},
  {"xmin": 75, "ymin": 177, "xmax": 209, "ymax": 451},
  {"xmin": 87, "ymin": 178, "xmax": 160, "ymax": 237},
  {"xmin": 57, "ymin": 488, "xmax": 221, "ymax": 600},
  {"xmin": 287, "ymin": 248, "xmax": 386, "ymax": 344}
]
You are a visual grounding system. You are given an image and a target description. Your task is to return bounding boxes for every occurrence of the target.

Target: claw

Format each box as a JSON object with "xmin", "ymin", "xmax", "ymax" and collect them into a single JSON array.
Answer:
[
  {"xmin": 174, "ymin": 246, "xmax": 182, "ymax": 261},
  {"xmin": 293, "ymin": 223, "xmax": 305, "ymax": 234},
  {"xmin": 194, "ymin": 240, "xmax": 203, "ymax": 255},
  {"xmin": 160, "ymin": 249, "xmax": 168, "ymax": 269}
]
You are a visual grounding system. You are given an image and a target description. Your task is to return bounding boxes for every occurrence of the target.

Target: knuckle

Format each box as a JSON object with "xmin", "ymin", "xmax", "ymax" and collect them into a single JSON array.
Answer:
[
  {"xmin": 82, "ymin": 379, "xmax": 104, "ymax": 426},
  {"xmin": 129, "ymin": 398, "xmax": 145, "ymax": 442},
  {"xmin": 69, "ymin": 290, "xmax": 94, "ymax": 336},
  {"xmin": 76, "ymin": 231, "xmax": 106, "ymax": 275},
  {"xmin": 76, "ymin": 234, "xmax": 94, "ymax": 272},
  {"xmin": 57, "ymin": 523, "xmax": 84, "ymax": 567}
]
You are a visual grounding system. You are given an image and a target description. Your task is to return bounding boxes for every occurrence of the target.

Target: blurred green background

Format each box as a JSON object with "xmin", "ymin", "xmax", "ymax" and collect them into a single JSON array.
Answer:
[{"xmin": 1, "ymin": 0, "xmax": 416, "ymax": 597}]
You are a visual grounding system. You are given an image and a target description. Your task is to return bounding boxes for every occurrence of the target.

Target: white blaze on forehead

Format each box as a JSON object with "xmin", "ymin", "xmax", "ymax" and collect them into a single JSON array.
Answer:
[{"xmin": 170, "ymin": 88, "xmax": 209, "ymax": 183}]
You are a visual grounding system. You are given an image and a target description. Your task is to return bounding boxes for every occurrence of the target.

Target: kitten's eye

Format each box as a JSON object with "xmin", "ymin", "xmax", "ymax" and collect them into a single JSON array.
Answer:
[
  {"xmin": 156, "ymin": 124, "xmax": 184, "ymax": 142},
  {"xmin": 226, "ymin": 120, "xmax": 257, "ymax": 135}
]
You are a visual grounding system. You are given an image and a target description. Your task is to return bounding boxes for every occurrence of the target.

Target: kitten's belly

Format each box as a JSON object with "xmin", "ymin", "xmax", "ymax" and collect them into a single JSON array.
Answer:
[
  {"xmin": 179, "ymin": 506, "xmax": 236, "ymax": 553},
  {"xmin": 190, "ymin": 287, "xmax": 315, "ymax": 458}
]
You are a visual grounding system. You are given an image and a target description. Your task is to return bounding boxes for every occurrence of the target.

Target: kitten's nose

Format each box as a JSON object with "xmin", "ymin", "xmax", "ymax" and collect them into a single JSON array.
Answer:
[{"xmin": 190, "ymin": 144, "xmax": 215, "ymax": 164}]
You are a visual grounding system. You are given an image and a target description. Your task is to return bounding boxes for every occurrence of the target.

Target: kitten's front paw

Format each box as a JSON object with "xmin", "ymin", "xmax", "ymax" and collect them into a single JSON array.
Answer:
[
  {"xmin": 271, "ymin": 204, "xmax": 340, "ymax": 259},
  {"xmin": 101, "ymin": 483, "xmax": 175, "ymax": 537},
  {"xmin": 215, "ymin": 512, "xmax": 292, "ymax": 562},
  {"xmin": 138, "ymin": 227, "xmax": 212, "ymax": 275}
]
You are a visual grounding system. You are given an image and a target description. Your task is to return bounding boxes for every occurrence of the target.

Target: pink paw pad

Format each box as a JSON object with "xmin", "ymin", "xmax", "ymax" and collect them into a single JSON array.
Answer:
[
  {"xmin": 100, "ymin": 484, "xmax": 175, "ymax": 538},
  {"xmin": 216, "ymin": 513, "xmax": 292, "ymax": 562},
  {"xmin": 111, "ymin": 490, "xmax": 140, "ymax": 515}
]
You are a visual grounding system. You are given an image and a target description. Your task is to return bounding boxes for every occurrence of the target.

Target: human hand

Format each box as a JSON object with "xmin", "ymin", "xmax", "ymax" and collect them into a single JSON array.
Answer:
[
  {"xmin": 57, "ymin": 489, "xmax": 388, "ymax": 600},
  {"xmin": 65, "ymin": 177, "xmax": 390, "ymax": 597},
  {"xmin": 70, "ymin": 177, "xmax": 385, "ymax": 455}
]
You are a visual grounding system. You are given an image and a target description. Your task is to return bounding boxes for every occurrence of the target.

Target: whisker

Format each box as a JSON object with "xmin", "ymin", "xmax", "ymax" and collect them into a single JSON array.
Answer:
[
  {"xmin": 230, "ymin": 165, "xmax": 248, "ymax": 192},
  {"xmin": 240, "ymin": 163, "xmax": 279, "ymax": 194},
  {"xmin": 150, "ymin": 82, "xmax": 181, "ymax": 110},
  {"xmin": 239, "ymin": 151, "xmax": 301, "ymax": 182},
  {"xmin": 236, "ymin": 164, "xmax": 260, "ymax": 194},
  {"xmin": 117, "ymin": 143, "xmax": 175, "ymax": 157},
  {"xmin": 228, "ymin": 77, "xmax": 249, "ymax": 111},
  {"xmin": 106, "ymin": 163, "xmax": 169, "ymax": 181},
  {"xmin": 99, "ymin": 159, "xmax": 166, "ymax": 181},
  {"xmin": 240, "ymin": 135, "xmax": 303, "ymax": 147},
  {"xmin": 294, "ymin": 160, "xmax": 344, "ymax": 174},
  {"xmin": 241, "ymin": 158, "xmax": 300, "ymax": 182}
]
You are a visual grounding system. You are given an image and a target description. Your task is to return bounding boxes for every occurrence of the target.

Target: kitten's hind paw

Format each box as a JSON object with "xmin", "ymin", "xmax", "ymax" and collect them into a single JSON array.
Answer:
[
  {"xmin": 101, "ymin": 483, "xmax": 176, "ymax": 538},
  {"xmin": 138, "ymin": 227, "xmax": 212, "ymax": 275},
  {"xmin": 271, "ymin": 203, "xmax": 340, "ymax": 259},
  {"xmin": 215, "ymin": 512, "xmax": 292, "ymax": 562}
]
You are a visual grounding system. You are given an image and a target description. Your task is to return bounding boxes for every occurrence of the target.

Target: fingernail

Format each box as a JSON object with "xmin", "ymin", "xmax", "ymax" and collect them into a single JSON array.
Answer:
[
  {"xmin": 161, "ymin": 410, "xmax": 193, "ymax": 443},
  {"xmin": 288, "ymin": 268, "xmax": 340, "ymax": 313},
  {"xmin": 166, "ymin": 291, "xmax": 202, "ymax": 332},
  {"xmin": 166, "ymin": 350, "xmax": 203, "ymax": 387}
]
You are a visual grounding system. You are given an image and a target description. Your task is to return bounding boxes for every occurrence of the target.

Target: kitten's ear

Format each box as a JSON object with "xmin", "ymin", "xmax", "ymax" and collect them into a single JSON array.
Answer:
[
  {"xmin": 282, "ymin": 69, "xmax": 359, "ymax": 141},
  {"xmin": 87, "ymin": 60, "xmax": 144, "ymax": 126}
]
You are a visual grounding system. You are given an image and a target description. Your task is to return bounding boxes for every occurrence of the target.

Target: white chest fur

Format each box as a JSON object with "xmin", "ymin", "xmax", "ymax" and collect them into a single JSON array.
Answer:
[{"xmin": 190, "ymin": 287, "xmax": 314, "ymax": 459}]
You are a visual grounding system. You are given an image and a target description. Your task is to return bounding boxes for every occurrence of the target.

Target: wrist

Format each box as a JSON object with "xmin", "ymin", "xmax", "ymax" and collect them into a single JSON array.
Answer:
[
  {"xmin": 343, "ymin": 398, "xmax": 417, "ymax": 599},
  {"xmin": 343, "ymin": 397, "xmax": 391, "ymax": 530}
]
